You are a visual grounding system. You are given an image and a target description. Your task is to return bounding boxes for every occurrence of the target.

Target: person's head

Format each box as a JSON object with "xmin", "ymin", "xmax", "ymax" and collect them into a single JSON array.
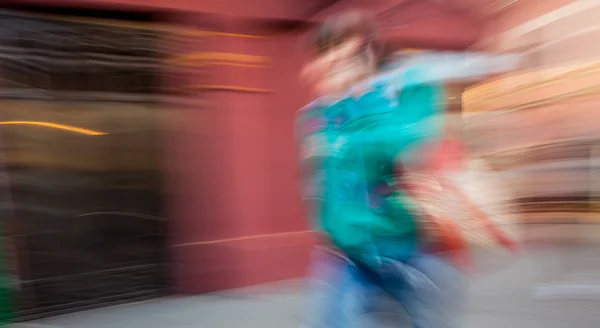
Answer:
[{"xmin": 303, "ymin": 10, "xmax": 384, "ymax": 96}]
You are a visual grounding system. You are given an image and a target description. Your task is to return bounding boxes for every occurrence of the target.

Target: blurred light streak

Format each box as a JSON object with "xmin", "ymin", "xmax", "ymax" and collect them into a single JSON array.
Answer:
[
  {"xmin": 188, "ymin": 31, "xmax": 266, "ymax": 39},
  {"xmin": 2, "ymin": 9, "xmax": 265, "ymax": 38},
  {"xmin": 181, "ymin": 61, "xmax": 268, "ymax": 68},
  {"xmin": 521, "ymin": 24, "xmax": 600, "ymax": 56},
  {"xmin": 489, "ymin": 0, "xmax": 521, "ymax": 15},
  {"xmin": 0, "ymin": 121, "xmax": 107, "ymax": 136},
  {"xmin": 185, "ymin": 85, "xmax": 273, "ymax": 93},
  {"xmin": 467, "ymin": 82, "xmax": 600, "ymax": 112},
  {"xmin": 77, "ymin": 211, "xmax": 167, "ymax": 221},
  {"xmin": 478, "ymin": 137, "xmax": 594, "ymax": 158},
  {"xmin": 175, "ymin": 230, "xmax": 313, "ymax": 247},
  {"xmin": 464, "ymin": 62, "xmax": 600, "ymax": 105},
  {"xmin": 170, "ymin": 52, "xmax": 270, "ymax": 64},
  {"xmin": 503, "ymin": 0, "xmax": 599, "ymax": 38}
]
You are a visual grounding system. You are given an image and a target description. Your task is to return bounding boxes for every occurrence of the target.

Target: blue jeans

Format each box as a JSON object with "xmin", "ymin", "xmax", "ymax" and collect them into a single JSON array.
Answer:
[{"xmin": 300, "ymin": 248, "xmax": 466, "ymax": 328}]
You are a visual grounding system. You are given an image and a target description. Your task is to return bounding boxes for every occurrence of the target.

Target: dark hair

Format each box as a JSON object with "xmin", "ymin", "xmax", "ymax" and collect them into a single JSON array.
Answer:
[{"xmin": 311, "ymin": 10, "xmax": 390, "ymax": 68}]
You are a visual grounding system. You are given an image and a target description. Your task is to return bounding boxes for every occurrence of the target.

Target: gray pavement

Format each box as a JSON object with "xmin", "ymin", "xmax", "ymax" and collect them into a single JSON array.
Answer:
[{"xmin": 12, "ymin": 244, "xmax": 600, "ymax": 328}]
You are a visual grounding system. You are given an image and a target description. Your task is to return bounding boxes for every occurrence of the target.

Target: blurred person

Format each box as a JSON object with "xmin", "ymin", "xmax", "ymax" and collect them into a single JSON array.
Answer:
[{"xmin": 297, "ymin": 10, "xmax": 466, "ymax": 328}]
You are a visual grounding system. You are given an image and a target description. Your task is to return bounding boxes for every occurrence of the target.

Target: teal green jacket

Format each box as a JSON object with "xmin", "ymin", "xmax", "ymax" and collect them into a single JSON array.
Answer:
[{"xmin": 297, "ymin": 65, "xmax": 443, "ymax": 265}]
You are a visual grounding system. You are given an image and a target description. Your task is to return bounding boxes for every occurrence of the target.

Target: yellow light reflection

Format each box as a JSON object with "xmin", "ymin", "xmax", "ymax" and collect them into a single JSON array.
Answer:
[{"xmin": 0, "ymin": 121, "xmax": 108, "ymax": 136}]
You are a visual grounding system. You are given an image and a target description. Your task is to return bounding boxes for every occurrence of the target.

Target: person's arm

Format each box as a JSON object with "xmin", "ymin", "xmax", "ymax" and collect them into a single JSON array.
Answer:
[{"xmin": 358, "ymin": 66, "xmax": 444, "ymax": 168}]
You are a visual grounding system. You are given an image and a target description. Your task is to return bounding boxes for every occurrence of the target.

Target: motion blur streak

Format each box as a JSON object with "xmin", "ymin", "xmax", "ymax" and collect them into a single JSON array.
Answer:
[
  {"xmin": 0, "ymin": 121, "xmax": 108, "ymax": 136},
  {"xmin": 1, "ymin": 0, "xmax": 600, "ymax": 328}
]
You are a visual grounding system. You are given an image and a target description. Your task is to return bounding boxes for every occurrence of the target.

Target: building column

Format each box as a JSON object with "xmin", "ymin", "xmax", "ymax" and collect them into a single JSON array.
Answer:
[{"xmin": 164, "ymin": 13, "xmax": 313, "ymax": 293}]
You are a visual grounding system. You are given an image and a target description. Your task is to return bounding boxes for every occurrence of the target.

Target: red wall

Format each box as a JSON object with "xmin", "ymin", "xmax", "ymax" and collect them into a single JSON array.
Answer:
[{"xmin": 162, "ymin": 14, "xmax": 315, "ymax": 293}]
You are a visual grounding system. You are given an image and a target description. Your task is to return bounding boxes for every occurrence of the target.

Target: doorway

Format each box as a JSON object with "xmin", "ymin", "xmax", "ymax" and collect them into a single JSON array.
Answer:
[{"xmin": 0, "ymin": 9, "xmax": 168, "ymax": 319}]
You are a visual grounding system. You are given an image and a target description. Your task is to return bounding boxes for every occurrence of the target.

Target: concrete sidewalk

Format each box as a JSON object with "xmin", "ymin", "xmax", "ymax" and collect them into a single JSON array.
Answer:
[{"xmin": 13, "ymin": 245, "xmax": 600, "ymax": 328}]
